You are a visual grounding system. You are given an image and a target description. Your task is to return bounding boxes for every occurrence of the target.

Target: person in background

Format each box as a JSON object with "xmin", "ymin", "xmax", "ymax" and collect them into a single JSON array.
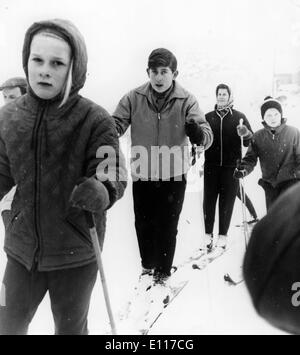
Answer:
[
  {"xmin": 113, "ymin": 48, "xmax": 213, "ymax": 296},
  {"xmin": 0, "ymin": 77, "xmax": 28, "ymax": 228},
  {"xmin": 202, "ymin": 84, "xmax": 253, "ymax": 252},
  {"xmin": 0, "ymin": 77, "xmax": 27, "ymax": 104},
  {"xmin": 234, "ymin": 96, "xmax": 300, "ymax": 210}
]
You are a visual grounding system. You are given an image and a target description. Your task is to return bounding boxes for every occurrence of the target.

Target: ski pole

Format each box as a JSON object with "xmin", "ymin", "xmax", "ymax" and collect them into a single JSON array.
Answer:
[
  {"xmin": 198, "ymin": 152, "xmax": 215, "ymax": 329},
  {"xmin": 238, "ymin": 119, "xmax": 249, "ymax": 247},
  {"xmin": 85, "ymin": 211, "xmax": 117, "ymax": 335}
]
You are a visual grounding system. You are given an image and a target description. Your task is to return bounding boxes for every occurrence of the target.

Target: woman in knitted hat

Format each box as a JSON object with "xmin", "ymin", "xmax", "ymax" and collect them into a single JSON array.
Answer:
[{"xmin": 234, "ymin": 96, "xmax": 300, "ymax": 210}]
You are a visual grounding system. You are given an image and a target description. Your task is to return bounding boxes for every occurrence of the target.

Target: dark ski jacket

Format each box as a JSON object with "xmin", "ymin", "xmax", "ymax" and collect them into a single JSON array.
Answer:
[
  {"xmin": 204, "ymin": 107, "xmax": 253, "ymax": 168},
  {"xmin": 0, "ymin": 19, "xmax": 127, "ymax": 271},
  {"xmin": 241, "ymin": 122, "xmax": 300, "ymax": 188},
  {"xmin": 113, "ymin": 82, "xmax": 213, "ymax": 180}
]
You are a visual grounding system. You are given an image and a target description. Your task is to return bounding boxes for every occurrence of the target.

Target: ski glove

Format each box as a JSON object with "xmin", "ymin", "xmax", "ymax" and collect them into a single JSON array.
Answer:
[
  {"xmin": 233, "ymin": 168, "xmax": 246, "ymax": 179},
  {"xmin": 237, "ymin": 124, "xmax": 250, "ymax": 138},
  {"xmin": 185, "ymin": 119, "xmax": 205, "ymax": 145},
  {"xmin": 233, "ymin": 159, "xmax": 247, "ymax": 179},
  {"xmin": 69, "ymin": 176, "xmax": 110, "ymax": 213}
]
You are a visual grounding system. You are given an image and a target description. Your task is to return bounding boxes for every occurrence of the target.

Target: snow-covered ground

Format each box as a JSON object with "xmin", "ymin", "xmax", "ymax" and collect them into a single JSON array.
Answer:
[{"xmin": 0, "ymin": 147, "xmax": 287, "ymax": 335}]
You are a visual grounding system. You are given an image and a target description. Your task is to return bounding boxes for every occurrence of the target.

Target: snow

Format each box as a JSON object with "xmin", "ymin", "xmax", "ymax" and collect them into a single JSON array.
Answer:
[
  {"xmin": 1, "ymin": 0, "xmax": 298, "ymax": 336},
  {"xmin": 0, "ymin": 150, "xmax": 287, "ymax": 335}
]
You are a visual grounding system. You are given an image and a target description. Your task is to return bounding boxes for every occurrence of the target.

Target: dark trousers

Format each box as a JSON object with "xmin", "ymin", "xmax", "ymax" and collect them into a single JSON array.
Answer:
[
  {"xmin": 132, "ymin": 176, "xmax": 187, "ymax": 277},
  {"xmin": 203, "ymin": 165, "xmax": 239, "ymax": 236},
  {"xmin": 0, "ymin": 257, "xmax": 98, "ymax": 335},
  {"xmin": 236, "ymin": 185, "xmax": 257, "ymax": 220},
  {"xmin": 260, "ymin": 179, "xmax": 300, "ymax": 211}
]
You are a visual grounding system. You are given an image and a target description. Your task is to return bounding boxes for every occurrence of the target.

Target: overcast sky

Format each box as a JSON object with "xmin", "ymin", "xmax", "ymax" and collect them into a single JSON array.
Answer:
[{"xmin": 0, "ymin": 0, "xmax": 299, "ymax": 112}]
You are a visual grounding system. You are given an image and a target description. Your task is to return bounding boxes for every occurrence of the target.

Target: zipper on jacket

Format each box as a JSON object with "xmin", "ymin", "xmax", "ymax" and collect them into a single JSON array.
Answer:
[
  {"xmin": 156, "ymin": 112, "xmax": 161, "ymax": 179},
  {"xmin": 33, "ymin": 106, "xmax": 47, "ymax": 267},
  {"xmin": 220, "ymin": 116, "xmax": 223, "ymax": 166}
]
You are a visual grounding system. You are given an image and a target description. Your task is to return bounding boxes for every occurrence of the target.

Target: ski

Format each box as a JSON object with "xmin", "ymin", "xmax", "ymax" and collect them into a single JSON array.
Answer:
[
  {"xmin": 117, "ymin": 264, "xmax": 190, "ymax": 334},
  {"xmin": 140, "ymin": 280, "xmax": 189, "ymax": 335},
  {"xmin": 224, "ymin": 273, "xmax": 244, "ymax": 286},
  {"xmin": 192, "ymin": 246, "xmax": 226, "ymax": 270}
]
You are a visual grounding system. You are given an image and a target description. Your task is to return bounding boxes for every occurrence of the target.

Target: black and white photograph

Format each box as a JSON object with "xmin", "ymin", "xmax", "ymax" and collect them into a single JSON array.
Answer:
[{"xmin": 0, "ymin": 0, "xmax": 300, "ymax": 338}]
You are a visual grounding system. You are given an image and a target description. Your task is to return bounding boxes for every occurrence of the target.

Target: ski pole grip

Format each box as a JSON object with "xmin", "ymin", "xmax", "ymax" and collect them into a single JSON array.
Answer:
[
  {"xmin": 239, "ymin": 118, "xmax": 244, "ymax": 127},
  {"xmin": 85, "ymin": 211, "xmax": 95, "ymax": 229}
]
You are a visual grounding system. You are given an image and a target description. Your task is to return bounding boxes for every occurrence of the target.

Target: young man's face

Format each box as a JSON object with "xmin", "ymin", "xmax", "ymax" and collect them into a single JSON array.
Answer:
[
  {"xmin": 28, "ymin": 34, "xmax": 71, "ymax": 100},
  {"xmin": 217, "ymin": 88, "xmax": 230, "ymax": 107},
  {"xmin": 147, "ymin": 66, "xmax": 178, "ymax": 93},
  {"xmin": 2, "ymin": 87, "xmax": 22, "ymax": 104},
  {"xmin": 264, "ymin": 108, "xmax": 282, "ymax": 128}
]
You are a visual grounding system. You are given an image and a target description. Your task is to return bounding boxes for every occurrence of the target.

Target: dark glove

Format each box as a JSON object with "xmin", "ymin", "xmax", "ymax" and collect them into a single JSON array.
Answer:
[
  {"xmin": 233, "ymin": 160, "xmax": 246, "ymax": 179},
  {"xmin": 233, "ymin": 168, "xmax": 246, "ymax": 179},
  {"xmin": 237, "ymin": 124, "xmax": 250, "ymax": 138},
  {"xmin": 185, "ymin": 119, "xmax": 205, "ymax": 145},
  {"xmin": 69, "ymin": 176, "xmax": 110, "ymax": 213}
]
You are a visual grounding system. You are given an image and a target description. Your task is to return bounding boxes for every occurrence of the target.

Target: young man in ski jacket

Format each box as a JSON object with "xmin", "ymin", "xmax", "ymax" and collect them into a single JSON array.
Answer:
[
  {"xmin": 234, "ymin": 97, "xmax": 300, "ymax": 210},
  {"xmin": 113, "ymin": 48, "xmax": 213, "ymax": 289},
  {"xmin": 0, "ymin": 19, "xmax": 127, "ymax": 335},
  {"xmin": 203, "ymin": 84, "xmax": 253, "ymax": 251},
  {"xmin": 0, "ymin": 77, "xmax": 28, "ymax": 228}
]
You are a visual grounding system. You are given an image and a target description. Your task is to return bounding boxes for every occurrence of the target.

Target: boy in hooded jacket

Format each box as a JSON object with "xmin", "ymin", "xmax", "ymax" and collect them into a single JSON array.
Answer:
[
  {"xmin": 113, "ymin": 48, "xmax": 213, "ymax": 290},
  {"xmin": 234, "ymin": 97, "xmax": 300, "ymax": 210},
  {"xmin": 0, "ymin": 19, "xmax": 127, "ymax": 335}
]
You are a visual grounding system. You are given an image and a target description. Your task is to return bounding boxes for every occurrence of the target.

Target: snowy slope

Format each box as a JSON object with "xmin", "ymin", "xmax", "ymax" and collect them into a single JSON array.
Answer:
[{"xmin": 0, "ymin": 152, "xmax": 287, "ymax": 335}]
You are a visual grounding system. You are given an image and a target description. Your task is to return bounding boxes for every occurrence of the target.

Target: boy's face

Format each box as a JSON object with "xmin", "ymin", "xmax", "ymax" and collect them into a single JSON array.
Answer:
[
  {"xmin": 264, "ymin": 108, "xmax": 282, "ymax": 128},
  {"xmin": 28, "ymin": 34, "xmax": 71, "ymax": 100},
  {"xmin": 217, "ymin": 88, "xmax": 230, "ymax": 107},
  {"xmin": 147, "ymin": 66, "xmax": 178, "ymax": 93},
  {"xmin": 2, "ymin": 87, "xmax": 22, "ymax": 104}
]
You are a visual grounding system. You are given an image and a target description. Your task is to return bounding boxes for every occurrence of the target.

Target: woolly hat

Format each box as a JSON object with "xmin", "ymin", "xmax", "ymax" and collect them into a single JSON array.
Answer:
[
  {"xmin": 0, "ymin": 77, "xmax": 27, "ymax": 91},
  {"xmin": 261, "ymin": 96, "xmax": 283, "ymax": 119}
]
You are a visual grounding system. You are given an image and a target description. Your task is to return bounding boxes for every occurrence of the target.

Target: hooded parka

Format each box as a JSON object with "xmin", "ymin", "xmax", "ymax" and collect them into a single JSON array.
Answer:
[{"xmin": 0, "ymin": 19, "xmax": 127, "ymax": 271}]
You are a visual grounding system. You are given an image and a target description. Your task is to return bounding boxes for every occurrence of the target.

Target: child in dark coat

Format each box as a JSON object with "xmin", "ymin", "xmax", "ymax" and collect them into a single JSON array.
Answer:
[
  {"xmin": 0, "ymin": 19, "xmax": 126, "ymax": 335},
  {"xmin": 234, "ymin": 97, "xmax": 300, "ymax": 210}
]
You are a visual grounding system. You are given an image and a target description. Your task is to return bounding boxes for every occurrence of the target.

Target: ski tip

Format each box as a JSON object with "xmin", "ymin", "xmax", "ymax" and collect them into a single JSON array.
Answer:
[{"xmin": 192, "ymin": 264, "xmax": 201, "ymax": 270}]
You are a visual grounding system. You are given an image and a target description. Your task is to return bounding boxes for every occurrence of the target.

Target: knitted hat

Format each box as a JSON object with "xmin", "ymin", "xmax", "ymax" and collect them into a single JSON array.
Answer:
[{"xmin": 261, "ymin": 96, "xmax": 282, "ymax": 119}]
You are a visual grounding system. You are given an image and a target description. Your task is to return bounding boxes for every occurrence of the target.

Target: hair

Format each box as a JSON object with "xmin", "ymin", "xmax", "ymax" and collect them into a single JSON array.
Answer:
[
  {"xmin": 148, "ymin": 48, "xmax": 177, "ymax": 72},
  {"xmin": 216, "ymin": 83, "xmax": 231, "ymax": 97},
  {"xmin": 32, "ymin": 30, "xmax": 73, "ymax": 107},
  {"xmin": 59, "ymin": 60, "xmax": 73, "ymax": 108}
]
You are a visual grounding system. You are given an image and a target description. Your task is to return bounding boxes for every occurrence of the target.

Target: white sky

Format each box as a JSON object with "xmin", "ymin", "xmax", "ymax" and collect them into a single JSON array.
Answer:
[{"xmin": 0, "ymin": 0, "xmax": 300, "ymax": 112}]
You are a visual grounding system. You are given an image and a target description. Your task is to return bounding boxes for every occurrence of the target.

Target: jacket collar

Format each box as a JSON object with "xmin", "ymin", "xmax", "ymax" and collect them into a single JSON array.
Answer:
[
  {"xmin": 18, "ymin": 89, "xmax": 80, "ymax": 119},
  {"xmin": 136, "ymin": 81, "xmax": 188, "ymax": 102},
  {"xmin": 262, "ymin": 121, "xmax": 287, "ymax": 135}
]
